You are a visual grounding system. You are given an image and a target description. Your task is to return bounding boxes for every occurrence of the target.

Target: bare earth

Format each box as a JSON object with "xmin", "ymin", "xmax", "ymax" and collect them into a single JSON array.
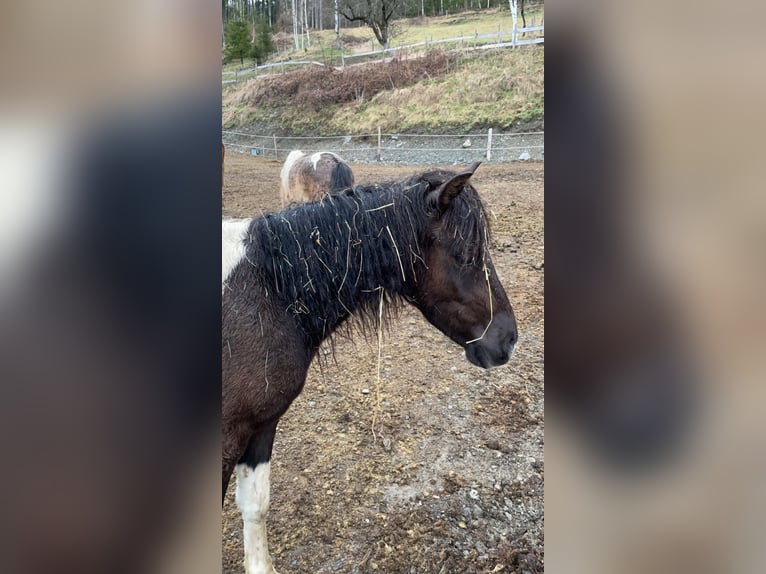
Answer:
[{"xmin": 222, "ymin": 154, "xmax": 544, "ymax": 574}]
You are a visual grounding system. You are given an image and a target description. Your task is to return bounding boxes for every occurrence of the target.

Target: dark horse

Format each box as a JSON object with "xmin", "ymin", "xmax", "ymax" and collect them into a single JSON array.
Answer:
[{"xmin": 222, "ymin": 162, "xmax": 517, "ymax": 573}]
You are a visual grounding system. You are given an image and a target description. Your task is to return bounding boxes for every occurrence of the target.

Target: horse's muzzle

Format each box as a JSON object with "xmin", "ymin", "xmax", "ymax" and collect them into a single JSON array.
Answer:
[{"xmin": 465, "ymin": 313, "xmax": 517, "ymax": 368}]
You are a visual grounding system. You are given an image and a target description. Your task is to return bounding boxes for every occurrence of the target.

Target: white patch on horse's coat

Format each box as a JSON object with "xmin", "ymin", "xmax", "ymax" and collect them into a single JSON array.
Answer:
[
  {"xmin": 281, "ymin": 150, "xmax": 303, "ymax": 186},
  {"xmin": 310, "ymin": 152, "xmax": 323, "ymax": 170},
  {"xmin": 284, "ymin": 150, "xmax": 304, "ymax": 165},
  {"xmin": 235, "ymin": 462, "xmax": 276, "ymax": 574},
  {"xmin": 222, "ymin": 219, "xmax": 251, "ymax": 291}
]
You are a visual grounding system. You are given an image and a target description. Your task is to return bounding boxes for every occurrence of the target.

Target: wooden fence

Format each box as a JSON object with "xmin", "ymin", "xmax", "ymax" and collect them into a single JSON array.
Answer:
[
  {"xmin": 223, "ymin": 21, "xmax": 543, "ymax": 84},
  {"xmin": 342, "ymin": 24, "xmax": 543, "ymax": 66}
]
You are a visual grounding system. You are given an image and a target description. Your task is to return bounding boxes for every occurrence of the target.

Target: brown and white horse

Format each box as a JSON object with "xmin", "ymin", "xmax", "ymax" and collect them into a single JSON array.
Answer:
[
  {"xmin": 279, "ymin": 150, "xmax": 355, "ymax": 207},
  {"xmin": 222, "ymin": 162, "xmax": 517, "ymax": 573}
]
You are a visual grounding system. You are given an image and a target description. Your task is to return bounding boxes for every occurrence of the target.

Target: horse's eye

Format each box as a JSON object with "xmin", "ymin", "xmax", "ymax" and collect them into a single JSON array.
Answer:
[{"xmin": 452, "ymin": 251, "xmax": 473, "ymax": 266}]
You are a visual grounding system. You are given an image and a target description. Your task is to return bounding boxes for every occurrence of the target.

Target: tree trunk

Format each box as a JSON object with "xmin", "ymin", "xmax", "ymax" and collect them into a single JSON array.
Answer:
[
  {"xmin": 303, "ymin": 0, "xmax": 310, "ymax": 48},
  {"xmin": 509, "ymin": 0, "xmax": 518, "ymax": 46},
  {"xmin": 292, "ymin": 0, "xmax": 300, "ymax": 49},
  {"xmin": 334, "ymin": 0, "xmax": 340, "ymax": 48}
]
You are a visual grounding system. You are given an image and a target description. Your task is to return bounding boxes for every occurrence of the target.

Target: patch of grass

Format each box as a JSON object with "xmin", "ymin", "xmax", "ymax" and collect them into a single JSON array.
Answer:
[
  {"xmin": 394, "ymin": 7, "xmax": 544, "ymax": 47},
  {"xmin": 339, "ymin": 48, "xmax": 544, "ymax": 132},
  {"xmin": 222, "ymin": 46, "xmax": 543, "ymax": 134}
]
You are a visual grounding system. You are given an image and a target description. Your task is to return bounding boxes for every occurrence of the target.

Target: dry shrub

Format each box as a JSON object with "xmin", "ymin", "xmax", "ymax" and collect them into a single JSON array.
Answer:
[
  {"xmin": 272, "ymin": 32, "xmax": 293, "ymax": 55},
  {"xmin": 273, "ymin": 13, "xmax": 293, "ymax": 34},
  {"xmin": 339, "ymin": 34, "xmax": 368, "ymax": 46},
  {"xmin": 247, "ymin": 51, "xmax": 454, "ymax": 111}
]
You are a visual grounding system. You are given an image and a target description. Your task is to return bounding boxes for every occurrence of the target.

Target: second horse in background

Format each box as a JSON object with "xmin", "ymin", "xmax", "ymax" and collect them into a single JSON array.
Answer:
[{"xmin": 279, "ymin": 150, "xmax": 355, "ymax": 207}]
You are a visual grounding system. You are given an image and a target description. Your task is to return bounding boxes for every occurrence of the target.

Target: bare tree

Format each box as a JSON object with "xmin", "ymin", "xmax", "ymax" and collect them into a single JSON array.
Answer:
[
  {"xmin": 339, "ymin": 0, "xmax": 404, "ymax": 49},
  {"xmin": 303, "ymin": 0, "xmax": 311, "ymax": 47},
  {"xmin": 292, "ymin": 0, "xmax": 300, "ymax": 48},
  {"xmin": 334, "ymin": 0, "xmax": 341, "ymax": 48},
  {"xmin": 509, "ymin": 0, "xmax": 517, "ymax": 35}
]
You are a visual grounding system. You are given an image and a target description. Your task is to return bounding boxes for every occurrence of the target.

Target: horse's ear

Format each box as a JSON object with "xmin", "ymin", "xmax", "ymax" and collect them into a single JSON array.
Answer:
[{"xmin": 431, "ymin": 161, "xmax": 481, "ymax": 208}]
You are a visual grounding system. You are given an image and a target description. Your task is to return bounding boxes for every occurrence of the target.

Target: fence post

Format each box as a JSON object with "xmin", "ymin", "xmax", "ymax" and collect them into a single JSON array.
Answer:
[
  {"xmin": 498, "ymin": 24, "xmax": 501, "ymax": 45},
  {"xmin": 377, "ymin": 127, "xmax": 382, "ymax": 162},
  {"xmin": 273, "ymin": 134, "xmax": 277, "ymax": 157},
  {"xmin": 486, "ymin": 128, "xmax": 493, "ymax": 161},
  {"xmin": 512, "ymin": 21, "xmax": 517, "ymax": 48}
]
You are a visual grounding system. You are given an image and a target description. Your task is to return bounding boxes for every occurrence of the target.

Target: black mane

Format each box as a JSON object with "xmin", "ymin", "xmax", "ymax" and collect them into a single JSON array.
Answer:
[{"xmin": 243, "ymin": 169, "xmax": 491, "ymax": 347}]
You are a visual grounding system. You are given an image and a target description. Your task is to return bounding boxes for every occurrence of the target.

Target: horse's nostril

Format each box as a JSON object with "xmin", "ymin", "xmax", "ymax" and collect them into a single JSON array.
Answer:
[{"xmin": 505, "ymin": 336, "xmax": 517, "ymax": 363}]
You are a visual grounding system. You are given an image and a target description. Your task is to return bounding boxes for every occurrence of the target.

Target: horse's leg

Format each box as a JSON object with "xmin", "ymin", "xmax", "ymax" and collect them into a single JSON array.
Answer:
[
  {"xmin": 236, "ymin": 420, "xmax": 279, "ymax": 574},
  {"xmin": 223, "ymin": 423, "xmax": 250, "ymax": 502},
  {"xmin": 223, "ymin": 449, "xmax": 239, "ymax": 502}
]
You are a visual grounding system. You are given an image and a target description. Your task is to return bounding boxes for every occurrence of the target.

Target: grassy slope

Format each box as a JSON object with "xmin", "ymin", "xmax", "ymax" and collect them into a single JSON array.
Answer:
[
  {"xmin": 222, "ymin": 9, "xmax": 544, "ymax": 134},
  {"xmin": 329, "ymin": 48, "xmax": 543, "ymax": 134},
  {"xmin": 395, "ymin": 7, "xmax": 545, "ymax": 46}
]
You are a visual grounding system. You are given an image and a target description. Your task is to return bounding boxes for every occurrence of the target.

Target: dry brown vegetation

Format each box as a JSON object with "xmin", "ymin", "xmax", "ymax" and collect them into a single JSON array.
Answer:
[
  {"xmin": 233, "ymin": 51, "xmax": 453, "ymax": 112},
  {"xmin": 223, "ymin": 47, "xmax": 543, "ymax": 134},
  {"xmin": 331, "ymin": 47, "xmax": 544, "ymax": 133},
  {"xmin": 340, "ymin": 33, "xmax": 369, "ymax": 46}
]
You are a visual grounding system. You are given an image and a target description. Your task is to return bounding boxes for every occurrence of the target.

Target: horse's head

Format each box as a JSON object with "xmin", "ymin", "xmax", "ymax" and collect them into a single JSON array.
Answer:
[{"xmin": 411, "ymin": 162, "xmax": 517, "ymax": 369}]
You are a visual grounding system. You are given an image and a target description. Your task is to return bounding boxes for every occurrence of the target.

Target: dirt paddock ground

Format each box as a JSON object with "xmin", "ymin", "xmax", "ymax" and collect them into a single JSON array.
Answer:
[{"xmin": 222, "ymin": 153, "xmax": 544, "ymax": 573}]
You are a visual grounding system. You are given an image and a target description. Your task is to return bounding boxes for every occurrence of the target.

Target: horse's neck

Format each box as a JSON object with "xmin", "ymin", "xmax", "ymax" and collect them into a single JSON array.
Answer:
[
  {"xmin": 328, "ymin": 188, "xmax": 417, "ymax": 296},
  {"xmin": 256, "ymin": 189, "xmax": 420, "ymax": 347}
]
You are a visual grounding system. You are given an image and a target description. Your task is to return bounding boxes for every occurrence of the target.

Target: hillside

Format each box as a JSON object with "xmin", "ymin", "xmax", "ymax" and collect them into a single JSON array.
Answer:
[
  {"xmin": 222, "ymin": 7, "xmax": 544, "ymax": 74},
  {"xmin": 222, "ymin": 45, "xmax": 543, "ymax": 135}
]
